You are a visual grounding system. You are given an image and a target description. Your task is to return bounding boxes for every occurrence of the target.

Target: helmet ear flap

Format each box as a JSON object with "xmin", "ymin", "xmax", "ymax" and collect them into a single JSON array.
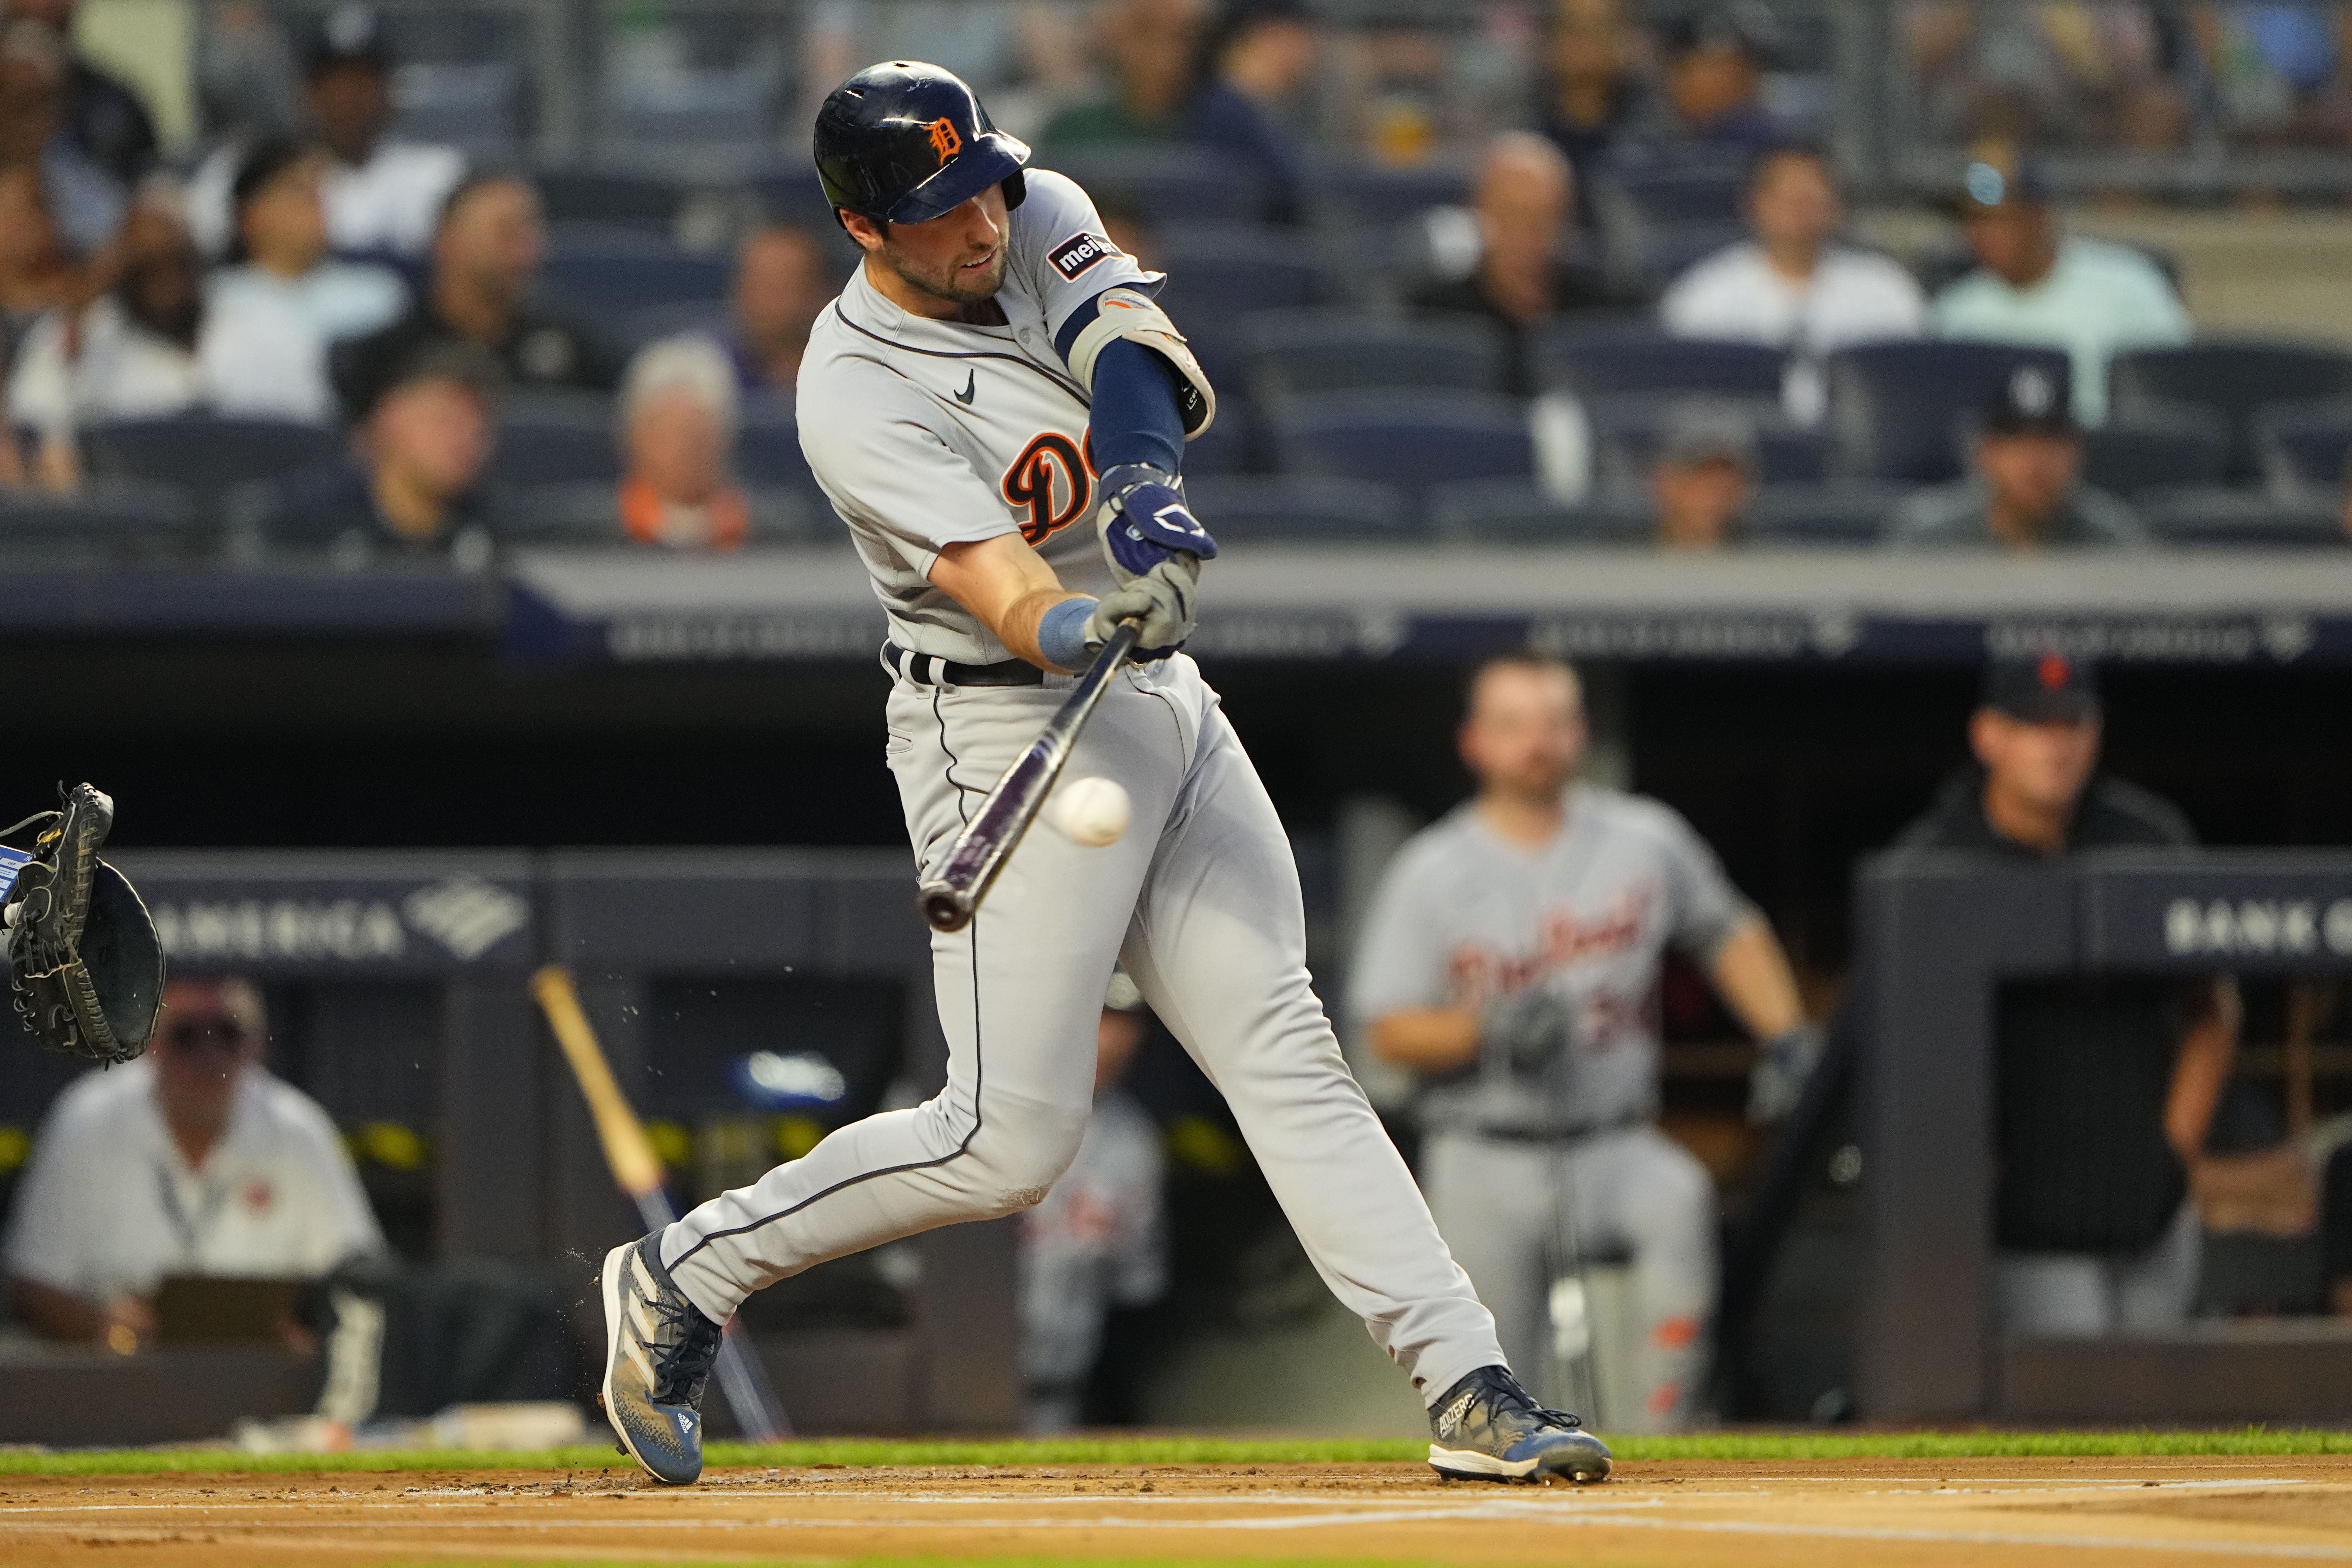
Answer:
[{"xmin": 1002, "ymin": 170, "xmax": 1027, "ymax": 211}]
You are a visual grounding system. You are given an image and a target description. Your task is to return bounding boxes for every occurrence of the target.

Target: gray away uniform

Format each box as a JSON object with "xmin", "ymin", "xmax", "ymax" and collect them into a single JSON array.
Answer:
[
  {"xmin": 1350, "ymin": 786, "xmax": 1755, "ymax": 1430},
  {"xmin": 656, "ymin": 168, "xmax": 1506, "ymax": 1410}
]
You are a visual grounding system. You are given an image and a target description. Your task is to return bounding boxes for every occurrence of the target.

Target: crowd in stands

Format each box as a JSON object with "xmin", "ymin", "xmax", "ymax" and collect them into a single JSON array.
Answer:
[{"xmin": 0, "ymin": 0, "xmax": 2348, "ymax": 563}]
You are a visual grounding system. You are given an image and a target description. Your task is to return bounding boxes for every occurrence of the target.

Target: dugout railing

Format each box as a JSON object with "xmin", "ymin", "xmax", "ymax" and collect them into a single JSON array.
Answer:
[{"xmin": 1855, "ymin": 848, "xmax": 2352, "ymax": 1423}]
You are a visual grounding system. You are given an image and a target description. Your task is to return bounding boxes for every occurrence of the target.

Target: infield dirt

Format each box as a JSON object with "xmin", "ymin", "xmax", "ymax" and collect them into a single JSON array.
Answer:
[{"xmin": 3, "ymin": 1456, "xmax": 2349, "ymax": 1566}]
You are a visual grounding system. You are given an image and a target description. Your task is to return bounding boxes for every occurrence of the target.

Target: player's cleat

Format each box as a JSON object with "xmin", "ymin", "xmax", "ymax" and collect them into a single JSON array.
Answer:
[
  {"xmin": 598, "ymin": 1232, "xmax": 722, "ymax": 1485},
  {"xmin": 1426, "ymin": 1365, "xmax": 1613, "ymax": 1484}
]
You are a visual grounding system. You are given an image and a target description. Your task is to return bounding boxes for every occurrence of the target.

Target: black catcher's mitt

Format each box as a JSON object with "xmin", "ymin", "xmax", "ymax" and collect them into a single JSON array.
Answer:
[{"xmin": 4, "ymin": 784, "xmax": 163, "ymax": 1064}]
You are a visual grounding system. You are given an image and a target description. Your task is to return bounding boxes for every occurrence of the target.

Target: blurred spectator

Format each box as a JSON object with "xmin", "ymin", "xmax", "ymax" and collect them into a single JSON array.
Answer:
[
  {"xmin": 7, "ymin": 188, "xmax": 206, "ymax": 485},
  {"xmin": 1409, "ymin": 132, "xmax": 1626, "ymax": 395},
  {"xmin": 1906, "ymin": 2, "xmax": 2186, "ymax": 152},
  {"xmin": 614, "ymin": 334, "xmax": 753, "ymax": 550},
  {"xmin": 1540, "ymin": 0, "xmax": 1643, "ymax": 216},
  {"xmin": 1649, "ymin": 403, "xmax": 1757, "ymax": 549},
  {"xmin": 1641, "ymin": 2, "xmax": 1786, "ymax": 152},
  {"xmin": 1890, "ymin": 655, "xmax": 2236, "ymax": 1336},
  {"xmin": 334, "ymin": 172, "xmax": 613, "ymax": 414},
  {"xmin": 725, "ymin": 223, "xmax": 829, "ymax": 398},
  {"xmin": 2, "ymin": 0, "xmax": 155, "ymax": 183},
  {"xmin": 2197, "ymin": 2, "xmax": 2351, "ymax": 148},
  {"xmin": 0, "ymin": 146, "xmax": 74, "ymax": 357},
  {"xmin": 1353, "ymin": 651, "xmax": 1812, "ymax": 1431},
  {"xmin": 1660, "ymin": 146, "xmax": 1924, "ymax": 357},
  {"xmin": 1931, "ymin": 158, "xmax": 2189, "ymax": 425},
  {"xmin": 195, "ymin": 0, "xmax": 304, "ymax": 144},
  {"xmin": 2, "ymin": 977, "xmax": 383, "ymax": 1353},
  {"xmin": 1891, "ymin": 362, "xmax": 2147, "ymax": 549},
  {"xmin": 1019, "ymin": 971, "xmax": 1165, "ymax": 1433},
  {"xmin": 255, "ymin": 337, "xmax": 500, "ymax": 567},
  {"xmin": 0, "ymin": 18, "xmax": 122, "ymax": 260},
  {"xmin": 201, "ymin": 136, "xmax": 407, "ymax": 424},
  {"xmin": 1042, "ymin": 0, "xmax": 1305, "ymax": 224}
]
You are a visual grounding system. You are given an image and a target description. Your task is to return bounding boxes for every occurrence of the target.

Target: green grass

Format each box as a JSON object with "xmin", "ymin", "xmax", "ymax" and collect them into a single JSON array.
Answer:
[{"xmin": 6, "ymin": 1427, "xmax": 2352, "ymax": 1477}]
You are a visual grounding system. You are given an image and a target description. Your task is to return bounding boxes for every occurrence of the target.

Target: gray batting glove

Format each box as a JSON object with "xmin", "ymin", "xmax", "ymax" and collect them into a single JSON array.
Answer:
[
  {"xmin": 1085, "ymin": 554, "xmax": 1200, "ymax": 655},
  {"xmin": 1747, "ymin": 1022, "xmax": 1825, "ymax": 1124},
  {"xmin": 1481, "ymin": 988, "xmax": 1577, "ymax": 1076}
]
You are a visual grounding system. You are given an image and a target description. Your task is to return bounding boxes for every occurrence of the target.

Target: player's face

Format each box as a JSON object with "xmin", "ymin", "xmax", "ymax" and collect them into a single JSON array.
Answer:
[
  {"xmin": 1461, "ymin": 662, "xmax": 1586, "ymax": 801},
  {"xmin": 1973, "ymin": 709, "xmax": 2102, "ymax": 818},
  {"xmin": 869, "ymin": 184, "xmax": 1010, "ymax": 311}
]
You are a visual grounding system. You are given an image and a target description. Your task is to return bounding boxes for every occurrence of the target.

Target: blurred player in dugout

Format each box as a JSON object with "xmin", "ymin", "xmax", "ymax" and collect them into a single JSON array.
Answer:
[{"xmin": 1350, "ymin": 651, "xmax": 1817, "ymax": 1430}]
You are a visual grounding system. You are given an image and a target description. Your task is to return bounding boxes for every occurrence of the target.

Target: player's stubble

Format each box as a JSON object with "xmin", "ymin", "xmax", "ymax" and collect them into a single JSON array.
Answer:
[{"xmin": 877, "ymin": 232, "xmax": 1008, "ymax": 320}]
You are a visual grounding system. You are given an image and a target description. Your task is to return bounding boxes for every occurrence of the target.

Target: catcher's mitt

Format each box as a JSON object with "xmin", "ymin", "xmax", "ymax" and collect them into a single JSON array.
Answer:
[{"xmin": 3, "ymin": 784, "xmax": 163, "ymax": 1064}]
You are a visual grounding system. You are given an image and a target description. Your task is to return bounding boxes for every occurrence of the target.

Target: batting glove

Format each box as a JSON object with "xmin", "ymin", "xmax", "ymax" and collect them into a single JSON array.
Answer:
[
  {"xmin": 1096, "ymin": 463, "xmax": 1217, "ymax": 588},
  {"xmin": 1085, "ymin": 555, "xmax": 1199, "ymax": 656},
  {"xmin": 1747, "ymin": 1022, "xmax": 1825, "ymax": 1124},
  {"xmin": 1481, "ymin": 987, "xmax": 1578, "ymax": 1077}
]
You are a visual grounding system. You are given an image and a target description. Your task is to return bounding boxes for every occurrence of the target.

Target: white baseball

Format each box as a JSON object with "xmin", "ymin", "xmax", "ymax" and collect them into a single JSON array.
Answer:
[{"xmin": 1047, "ymin": 776, "xmax": 1129, "ymax": 847}]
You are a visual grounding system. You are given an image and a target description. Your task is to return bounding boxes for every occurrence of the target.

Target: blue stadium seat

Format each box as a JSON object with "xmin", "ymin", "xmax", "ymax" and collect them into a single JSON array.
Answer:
[
  {"xmin": 2109, "ymin": 340, "xmax": 2352, "ymax": 479},
  {"xmin": 0, "ymin": 482, "xmax": 202, "ymax": 563},
  {"xmin": 2253, "ymin": 400, "xmax": 2352, "ymax": 495},
  {"xmin": 615, "ymin": 302, "xmax": 730, "ymax": 353},
  {"xmin": 489, "ymin": 395, "xmax": 617, "ymax": 489},
  {"xmin": 393, "ymin": 61, "xmax": 524, "ymax": 155},
  {"xmin": 1239, "ymin": 309, "xmax": 1507, "ymax": 402},
  {"xmin": 1312, "ymin": 162, "xmax": 1471, "ymax": 228},
  {"xmin": 1153, "ymin": 228, "xmax": 1324, "ymax": 346},
  {"xmin": 1048, "ymin": 147, "xmax": 1267, "ymax": 225},
  {"xmin": 1270, "ymin": 391, "xmax": 1531, "ymax": 502},
  {"xmin": 2137, "ymin": 488, "xmax": 2347, "ymax": 547},
  {"xmin": 1534, "ymin": 327, "xmax": 1786, "ymax": 401},
  {"xmin": 2081, "ymin": 405, "xmax": 2230, "ymax": 498},
  {"xmin": 1427, "ymin": 479, "xmax": 1651, "ymax": 543},
  {"xmin": 79, "ymin": 416, "xmax": 345, "ymax": 513},
  {"xmin": 1596, "ymin": 157, "xmax": 1749, "ymax": 224},
  {"xmin": 1743, "ymin": 483, "xmax": 1907, "ymax": 545},
  {"xmin": 735, "ymin": 412, "xmax": 818, "ymax": 494},
  {"xmin": 1586, "ymin": 398, "xmax": 1828, "ymax": 487},
  {"xmin": 535, "ymin": 168, "xmax": 688, "ymax": 236},
  {"xmin": 1185, "ymin": 474, "xmax": 1417, "ymax": 541},
  {"xmin": 1824, "ymin": 340, "xmax": 2069, "ymax": 483},
  {"xmin": 540, "ymin": 235, "xmax": 733, "ymax": 317}
]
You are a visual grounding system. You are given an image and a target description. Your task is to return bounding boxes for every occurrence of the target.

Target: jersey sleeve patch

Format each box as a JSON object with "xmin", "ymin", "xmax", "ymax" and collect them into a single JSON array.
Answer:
[{"xmin": 1049, "ymin": 231, "xmax": 1119, "ymax": 281}]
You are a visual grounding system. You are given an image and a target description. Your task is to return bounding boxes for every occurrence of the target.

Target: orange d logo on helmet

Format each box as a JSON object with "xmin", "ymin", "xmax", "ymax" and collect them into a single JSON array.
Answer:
[{"xmin": 927, "ymin": 117, "xmax": 962, "ymax": 163}]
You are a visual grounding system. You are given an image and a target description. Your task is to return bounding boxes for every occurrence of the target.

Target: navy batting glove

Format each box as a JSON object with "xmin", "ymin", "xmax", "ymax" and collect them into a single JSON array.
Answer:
[{"xmin": 1096, "ymin": 463, "xmax": 1217, "ymax": 585}]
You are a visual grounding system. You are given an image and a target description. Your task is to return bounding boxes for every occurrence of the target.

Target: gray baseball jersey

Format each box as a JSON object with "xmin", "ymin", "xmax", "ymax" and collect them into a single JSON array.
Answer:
[
  {"xmin": 797, "ymin": 169, "xmax": 1152, "ymax": 665},
  {"xmin": 1350, "ymin": 786, "xmax": 1755, "ymax": 1134},
  {"xmin": 656, "ymin": 166, "xmax": 1509, "ymax": 1412}
]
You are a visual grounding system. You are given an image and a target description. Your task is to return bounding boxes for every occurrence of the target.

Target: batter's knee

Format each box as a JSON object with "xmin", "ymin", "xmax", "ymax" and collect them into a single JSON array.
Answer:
[{"xmin": 959, "ymin": 1096, "xmax": 1089, "ymax": 1216}]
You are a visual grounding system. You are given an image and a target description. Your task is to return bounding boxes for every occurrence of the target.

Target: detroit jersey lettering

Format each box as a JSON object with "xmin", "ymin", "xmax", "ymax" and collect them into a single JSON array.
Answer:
[{"xmin": 797, "ymin": 170, "xmax": 1153, "ymax": 665}]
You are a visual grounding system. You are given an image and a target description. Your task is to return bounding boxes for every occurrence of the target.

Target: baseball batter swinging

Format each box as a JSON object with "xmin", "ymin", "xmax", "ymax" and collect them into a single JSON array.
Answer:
[{"xmin": 596, "ymin": 61, "xmax": 1609, "ymax": 1487}]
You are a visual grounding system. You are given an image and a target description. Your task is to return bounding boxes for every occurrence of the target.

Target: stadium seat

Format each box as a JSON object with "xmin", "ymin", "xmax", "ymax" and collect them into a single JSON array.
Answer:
[
  {"xmin": 1742, "ymin": 483, "xmax": 1907, "ymax": 545},
  {"xmin": 535, "ymin": 168, "xmax": 688, "ymax": 236},
  {"xmin": 0, "ymin": 482, "xmax": 202, "ymax": 563},
  {"xmin": 540, "ymin": 234, "xmax": 732, "ymax": 317},
  {"xmin": 393, "ymin": 61, "xmax": 524, "ymax": 155},
  {"xmin": 2109, "ymin": 339, "xmax": 2352, "ymax": 479},
  {"xmin": 1239, "ymin": 309, "xmax": 1508, "ymax": 402},
  {"xmin": 79, "ymin": 416, "xmax": 345, "ymax": 514},
  {"xmin": 1312, "ymin": 162, "xmax": 1471, "ymax": 229},
  {"xmin": 1586, "ymin": 399, "xmax": 1829, "ymax": 487},
  {"xmin": 489, "ymin": 396, "xmax": 618, "ymax": 489},
  {"xmin": 2137, "ymin": 488, "xmax": 2347, "ymax": 547},
  {"xmin": 1534, "ymin": 327, "xmax": 1786, "ymax": 402},
  {"xmin": 615, "ymin": 301, "xmax": 729, "ymax": 353},
  {"xmin": 2253, "ymin": 400, "xmax": 2352, "ymax": 495},
  {"xmin": 1427, "ymin": 479, "xmax": 1652, "ymax": 543},
  {"xmin": 1270, "ymin": 391, "xmax": 1531, "ymax": 502},
  {"xmin": 1153, "ymin": 228, "xmax": 1324, "ymax": 346},
  {"xmin": 1184, "ymin": 474, "xmax": 1417, "ymax": 541},
  {"xmin": 2080, "ymin": 405, "xmax": 2230, "ymax": 498},
  {"xmin": 1048, "ymin": 147, "xmax": 1268, "ymax": 225},
  {"xmin": 1823, "ymin": 340, "xmax": 2069, "ymax": 483},
  {"xmin": 735, "ymin": 412, "xmax": 819, "ymax": 495}
]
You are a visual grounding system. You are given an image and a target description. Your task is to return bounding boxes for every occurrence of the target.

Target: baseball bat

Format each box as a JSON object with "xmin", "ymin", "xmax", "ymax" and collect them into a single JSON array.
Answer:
[
  {"xmin": 531, "ymin": 964, "xmax": 793, "ymax": 1442},
  {"xmin": 918, "ymin": 618, "xmax": 1142, "ymax": 933}
]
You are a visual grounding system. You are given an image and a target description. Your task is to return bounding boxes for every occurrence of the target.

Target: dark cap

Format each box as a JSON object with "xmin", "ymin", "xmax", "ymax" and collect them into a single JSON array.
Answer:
[
  {"xmin": 1955, "ymin": 155, "xmax": 2050, "ymax": 215},
  {"xmin": 1982, "ymin": 361, "xmax": 2075, "ymax": 437},
  {"xmin": 303, "ymin": 3, "xmax": 392, "ymax": 76},
  {"xmin": 1983, "ymin": 651, "xmax": 2100, "ymax": 723},
  {"xmin": 231, "ymin": 136, "xmax": 319, "ymax": 211}
]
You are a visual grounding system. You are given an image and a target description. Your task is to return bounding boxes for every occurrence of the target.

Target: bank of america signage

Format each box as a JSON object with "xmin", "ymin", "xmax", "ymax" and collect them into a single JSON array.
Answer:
[
  {"xmin": 2165, "ymin": 898, "xmax": 2352, "ymax": 958},
  {"xmin": 150, "ymin": 876, "xmax": 530, "ymax": 965}
]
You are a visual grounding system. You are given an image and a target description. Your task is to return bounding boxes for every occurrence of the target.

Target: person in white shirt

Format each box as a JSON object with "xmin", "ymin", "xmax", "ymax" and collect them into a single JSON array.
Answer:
[
  {"xmin": 1660, "ymin": 145, "xmax": 1925, "ymax": 359},
  {"xmin": 202, "ymin": 135, "xmax": 407, "ymax": 423},
  {"xmin": 3, "ymin": 976, "xmax": 383, "ymax": 1353}
]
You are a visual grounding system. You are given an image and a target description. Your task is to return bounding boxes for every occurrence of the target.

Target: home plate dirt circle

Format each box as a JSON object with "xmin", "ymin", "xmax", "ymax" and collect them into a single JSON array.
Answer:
[{"xmin": 3, "ymin": 1457, "xmax": 2351, "ymax": 1567}]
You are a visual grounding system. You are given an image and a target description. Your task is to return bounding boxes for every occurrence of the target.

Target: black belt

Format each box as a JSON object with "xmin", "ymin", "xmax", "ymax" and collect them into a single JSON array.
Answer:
[
  {"xmin": 881, "ymin": 641, "xmax": 1045, "ymax": 687},
  {"xmin": 1472, "ymin": 1111, "xmax": 1646, "ymax": 1145}
]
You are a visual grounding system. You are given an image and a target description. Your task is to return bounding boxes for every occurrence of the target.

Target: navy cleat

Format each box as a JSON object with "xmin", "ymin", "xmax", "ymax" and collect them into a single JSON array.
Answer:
[
  {"xmin": 599, "ymin": 1232, "xmax": 722, "ymax": 1485},
  {"xmin": 1426, "ymin": 1365, "xmax": 1612, "ymax": 1484}
]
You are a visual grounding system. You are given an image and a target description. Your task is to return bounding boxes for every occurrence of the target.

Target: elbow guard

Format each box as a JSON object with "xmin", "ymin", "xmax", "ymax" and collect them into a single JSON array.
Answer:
[{"xmin": 1065, "ymin": 287, "xmax": 1218, "ymax": 439}]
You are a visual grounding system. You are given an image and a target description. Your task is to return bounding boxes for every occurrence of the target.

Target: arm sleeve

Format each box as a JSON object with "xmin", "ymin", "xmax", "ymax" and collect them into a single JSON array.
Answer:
[
  {"xmin": 1087, "ymin": 338, "xmax": 1185, "ymax": 474},
  {"xmin": 798, "ymin": 357, "xmax": 1017, "ymax": 575},
  {"xmin": 1346, "ymin": 843, "xmax": 1455, "ymax": 1022},
  {"xmin": 1653, "ymin": 805, "xmax": 1759, "ymax": 960}
]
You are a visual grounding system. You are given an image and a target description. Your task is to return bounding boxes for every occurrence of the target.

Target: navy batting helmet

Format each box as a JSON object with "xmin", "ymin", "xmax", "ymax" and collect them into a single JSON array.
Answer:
[{"xmin": 814, "ymin": 61, "xmax": 1029, "ymax": 229}]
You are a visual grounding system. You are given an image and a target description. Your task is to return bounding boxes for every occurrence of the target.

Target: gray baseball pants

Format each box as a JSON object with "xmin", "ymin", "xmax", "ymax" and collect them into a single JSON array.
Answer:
[{"xmin": 660, "ymin": 652, "xmax": 1505, "ymax": 1407}]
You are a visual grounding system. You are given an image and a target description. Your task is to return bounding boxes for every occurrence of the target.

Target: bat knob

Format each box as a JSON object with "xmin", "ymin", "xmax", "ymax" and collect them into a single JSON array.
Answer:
[{"xmin": 919, "ymin": 882, "xmax": 973, "ymax": 933}]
